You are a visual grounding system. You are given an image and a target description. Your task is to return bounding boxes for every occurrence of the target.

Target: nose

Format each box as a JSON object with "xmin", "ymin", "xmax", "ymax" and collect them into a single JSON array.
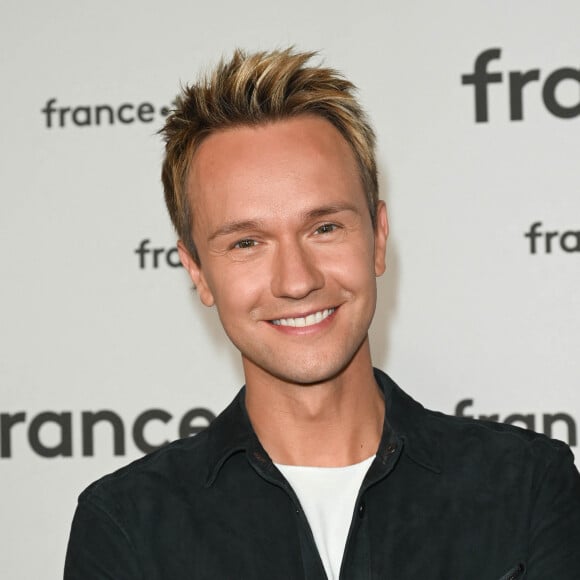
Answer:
[{"xmin": 270, "ymin": 239, "xmax": 324, "ymax": 299}]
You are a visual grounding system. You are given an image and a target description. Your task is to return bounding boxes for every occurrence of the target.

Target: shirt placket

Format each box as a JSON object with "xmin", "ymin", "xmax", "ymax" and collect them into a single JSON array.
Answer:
[{"xmin": 339, "ymin": 437, "xmax": 402, "ymax": 580}]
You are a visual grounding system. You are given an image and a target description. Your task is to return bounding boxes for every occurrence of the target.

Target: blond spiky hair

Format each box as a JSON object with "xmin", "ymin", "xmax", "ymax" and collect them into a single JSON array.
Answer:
[{"xmin": 160, "ymin": 48, "xmax": 378, "ymax": 262}]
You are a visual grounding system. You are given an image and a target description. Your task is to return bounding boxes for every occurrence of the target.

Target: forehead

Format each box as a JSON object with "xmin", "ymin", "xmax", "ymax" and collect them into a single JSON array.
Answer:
[
  {"xmin": 187, "ymin": 115, "xmax": 359, "ymax": 199},
  {"xmin": 187, "ymin": 116, "xmax": 368, "ymax": 249}
]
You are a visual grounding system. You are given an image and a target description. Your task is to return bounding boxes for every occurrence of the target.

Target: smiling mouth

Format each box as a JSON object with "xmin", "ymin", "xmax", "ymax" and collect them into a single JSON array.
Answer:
[{"xmin": 270, "ymin": 308, "xmax": 336, "ymax": 328}]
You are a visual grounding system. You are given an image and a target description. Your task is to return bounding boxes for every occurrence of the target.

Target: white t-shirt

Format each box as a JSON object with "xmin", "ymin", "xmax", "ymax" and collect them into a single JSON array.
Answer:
[{"xmin": 276, "ymin": 455, "xmax": 375, "ymax": 580}]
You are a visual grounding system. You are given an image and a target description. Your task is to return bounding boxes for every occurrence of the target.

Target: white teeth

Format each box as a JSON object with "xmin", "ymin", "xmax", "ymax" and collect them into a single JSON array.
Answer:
[{"xmin": 272, "ymin": 308, "xmax": 335, "ymax": 327}]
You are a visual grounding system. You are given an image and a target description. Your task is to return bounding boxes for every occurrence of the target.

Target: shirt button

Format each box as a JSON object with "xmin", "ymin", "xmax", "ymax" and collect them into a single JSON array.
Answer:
[
  {"xmin": 386, "ymin": 443, "xmax": 396, "ymax": 455},
  {"xmin": 358, "ymin": 502, "xmax": 366, "ymax": 518}
]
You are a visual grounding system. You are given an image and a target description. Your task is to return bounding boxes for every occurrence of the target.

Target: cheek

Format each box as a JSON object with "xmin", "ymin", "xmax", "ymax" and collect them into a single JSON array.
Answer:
[
  {"xmin": 208, "ymin": 262, "xmax": 268, "ymax": 319},
  {"xmin": 327, "ymin": 240, "xmax": 376, "ymax": 286}
]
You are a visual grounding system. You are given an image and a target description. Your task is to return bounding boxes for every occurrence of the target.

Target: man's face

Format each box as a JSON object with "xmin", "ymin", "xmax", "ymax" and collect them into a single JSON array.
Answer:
[{"xmin": 179, "ymin": 115, "xmax": 388, "ymax": 387}]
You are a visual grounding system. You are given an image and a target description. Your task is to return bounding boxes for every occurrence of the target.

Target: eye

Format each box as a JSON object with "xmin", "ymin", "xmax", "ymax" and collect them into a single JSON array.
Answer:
[
  {"xmin": 233, "ymin": 239, "xmax": 258, "ymax": 249},
  {"xmin": 315, "ymin": 223, "xmax": 338, "ymax": 235}
]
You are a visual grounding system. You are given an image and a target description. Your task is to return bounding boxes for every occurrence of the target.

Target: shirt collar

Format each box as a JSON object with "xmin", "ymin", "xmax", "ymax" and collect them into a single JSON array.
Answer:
[
  {"xmin": 205, "ymin": 368, "xmax": 441, "ymax": 487},
  {"xmin": 204, "ymin": 388, "xmax": 260, "ymax": 487},
  {"xmin": 375, "ymin": 368, "xmax": 442, "ymax": 474}
]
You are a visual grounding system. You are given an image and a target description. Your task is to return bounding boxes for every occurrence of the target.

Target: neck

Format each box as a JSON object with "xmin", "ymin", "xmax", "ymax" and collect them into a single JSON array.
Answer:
[{"xmin": 243, "ymin": 340, "xmax": 384, "ymax": 467}]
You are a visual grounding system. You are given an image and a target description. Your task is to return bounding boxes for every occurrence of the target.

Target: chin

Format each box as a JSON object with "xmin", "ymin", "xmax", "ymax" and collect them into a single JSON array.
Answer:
[{"xmin": 256, "ymin": 349, "xmax": 361, "ymax": 387}]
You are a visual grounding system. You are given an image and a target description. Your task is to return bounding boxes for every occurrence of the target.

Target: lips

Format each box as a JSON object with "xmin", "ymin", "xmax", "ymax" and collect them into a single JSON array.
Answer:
[{"xmin": 271, "ymin": 308, "xmax": 335, "ymax": 328}]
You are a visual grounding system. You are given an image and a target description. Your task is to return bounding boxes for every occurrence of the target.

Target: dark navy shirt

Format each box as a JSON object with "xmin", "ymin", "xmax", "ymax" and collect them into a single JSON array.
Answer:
[{"xmin": 64, "ymin": 370, "xmax": 580, "ymax": 579}]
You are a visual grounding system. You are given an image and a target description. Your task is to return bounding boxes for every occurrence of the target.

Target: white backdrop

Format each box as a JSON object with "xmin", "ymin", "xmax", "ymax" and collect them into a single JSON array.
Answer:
[{"xmin": 1, "ymin": 1, "xmax": 579, "ymax": 577}]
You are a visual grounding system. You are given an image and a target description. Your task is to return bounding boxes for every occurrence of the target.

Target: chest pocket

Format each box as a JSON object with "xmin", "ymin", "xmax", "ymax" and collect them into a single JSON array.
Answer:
[{"xmin": 498, "ymin": 562, "xmax": 525, "ymax": 580}]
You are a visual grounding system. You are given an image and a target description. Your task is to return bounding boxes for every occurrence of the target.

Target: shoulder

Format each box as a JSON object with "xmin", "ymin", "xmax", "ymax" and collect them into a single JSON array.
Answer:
[
  {"xmin": 428, "ymin": 406, "xmax": 571, "ymax": 462},
  {"xmin": 76, "ymin": 387, "xmax": 252, "ymax": 519},
  {"xmin": 417, "ymin": 403, "xmax": 578, "ymax": 493},
  {"xmin": 79, "ymin": 428, "xmax": 212, "ymax": 512},
  {"xmin": 378, "ymin": 368, "xmax": 577, "ymax": 481},
  {"xmin": 429, "ymin": 405, "xmax": 569, "ymax": 449}
]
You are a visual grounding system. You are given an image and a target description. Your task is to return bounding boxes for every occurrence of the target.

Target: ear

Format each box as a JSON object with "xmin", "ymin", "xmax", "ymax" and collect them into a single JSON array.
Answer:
[
  {"xmin": 373, "ymin": 201, "xmax": 389, "ymax": 277},
  {"xmin": 177, "ymin": 240, "xmax": 215, "ymax": 307}
]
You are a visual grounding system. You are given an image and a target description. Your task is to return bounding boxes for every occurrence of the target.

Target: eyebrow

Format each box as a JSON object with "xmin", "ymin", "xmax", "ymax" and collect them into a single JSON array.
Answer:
[
  {"xmin": 208, "ymin": 219, "xmax": 264, "ymax": 242},
  {"xmin": 304, "ymin": 202, "xmax": 359, "ymax": 220},
  {"xmin": 207, "ymin": 202, "xmax": 360, "ymax": 242}
]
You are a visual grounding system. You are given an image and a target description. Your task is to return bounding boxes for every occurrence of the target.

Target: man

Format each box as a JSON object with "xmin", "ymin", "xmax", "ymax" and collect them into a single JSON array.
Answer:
[{"xmin": 65, "ymin": 49, "xmax": 580, "ymax": 579}]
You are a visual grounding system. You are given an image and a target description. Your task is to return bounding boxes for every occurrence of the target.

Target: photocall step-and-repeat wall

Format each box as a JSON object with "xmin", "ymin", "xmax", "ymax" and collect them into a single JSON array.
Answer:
[{"xmin": 1, "ymin": 1, "xmax": 579, "ymax": 577}]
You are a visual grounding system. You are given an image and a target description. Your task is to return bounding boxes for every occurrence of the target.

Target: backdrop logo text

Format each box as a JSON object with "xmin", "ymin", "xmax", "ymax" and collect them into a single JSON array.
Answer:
[
  {"xmin": 524, "ymin": 222, "xmax": 580, "ymax": 254},
  {"xmin": 462, "ymin": 48, "xmax": 580, "ymax": 122},
  {"xmin": 41, "ymin": 99, "xmax": 171, "ymax": 128},
  {"xmin": 0, "ymin": 407, "xmax": 215, "ymax": 459},
  {"xmin": 455, "ymin": 399, "xmax": 577, "ymax": 446}
]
